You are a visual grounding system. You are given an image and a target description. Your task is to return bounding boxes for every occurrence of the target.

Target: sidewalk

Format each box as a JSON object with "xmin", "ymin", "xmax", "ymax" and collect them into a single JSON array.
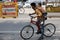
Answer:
[{"xmin": 22, "ymin": 8, "xmax": 60, "ymax": 18}]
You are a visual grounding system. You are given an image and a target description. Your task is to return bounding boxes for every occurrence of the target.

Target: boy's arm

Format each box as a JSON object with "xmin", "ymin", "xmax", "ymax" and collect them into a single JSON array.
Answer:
[{"xmin": 29, "ymin": 13, "xmax": 35, "ymax": 15}]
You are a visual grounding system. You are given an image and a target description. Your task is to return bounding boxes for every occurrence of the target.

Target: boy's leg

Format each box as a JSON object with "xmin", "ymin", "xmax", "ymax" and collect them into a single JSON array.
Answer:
[
  {"xmin": 36, "ymin": 22, "xmax": 40, "ymax": 31},
  {"xmin": 36, "ymin": 18, "xmax": 41, "ymax": 34}
]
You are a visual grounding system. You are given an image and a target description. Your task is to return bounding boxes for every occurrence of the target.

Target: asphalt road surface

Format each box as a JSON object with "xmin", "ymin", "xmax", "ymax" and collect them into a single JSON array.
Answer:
[{"xmin": 0, "ymin": 13, "xmax": 60, "ymax": 40}]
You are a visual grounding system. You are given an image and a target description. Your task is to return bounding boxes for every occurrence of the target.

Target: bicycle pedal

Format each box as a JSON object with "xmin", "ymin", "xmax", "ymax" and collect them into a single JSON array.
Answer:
[{"xmin": 36, "ymin": 31, "xmax": 41, "ymax": 34}]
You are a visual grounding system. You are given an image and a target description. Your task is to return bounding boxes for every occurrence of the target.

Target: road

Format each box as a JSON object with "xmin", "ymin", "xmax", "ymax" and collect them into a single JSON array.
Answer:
[{"xmin": 0, "ymin": 13, "xmax": 60, "ymax": 40}]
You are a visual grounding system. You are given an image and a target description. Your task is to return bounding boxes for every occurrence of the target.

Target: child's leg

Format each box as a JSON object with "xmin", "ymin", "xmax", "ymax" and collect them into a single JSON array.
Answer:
[
  {"xmin": 36, "ymin": 22, "xmax": 40, "ymax": 31},
  {"xmin": 36, "ymin": 18, "xmax": 41, "ymax": 31}
]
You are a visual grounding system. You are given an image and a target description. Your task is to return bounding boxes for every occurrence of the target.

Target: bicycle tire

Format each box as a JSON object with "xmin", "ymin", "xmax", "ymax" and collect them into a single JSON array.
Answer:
[
  {"xmin": 20, "ymin": 25, "xmax": 34, "ymax": 39},
  {"xmin": 43, "ymin": 23, "xmax": 56, "ymax": 37},
  {"xmin": 19, "ymin": 8, "xmax": 25, "ymax": 14}
]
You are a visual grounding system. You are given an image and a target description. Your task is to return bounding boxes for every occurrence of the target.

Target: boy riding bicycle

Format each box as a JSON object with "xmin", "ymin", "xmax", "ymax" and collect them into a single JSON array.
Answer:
[{"xmin": 30, "ymin": 2, "xmax": 47, "ymax": 34}]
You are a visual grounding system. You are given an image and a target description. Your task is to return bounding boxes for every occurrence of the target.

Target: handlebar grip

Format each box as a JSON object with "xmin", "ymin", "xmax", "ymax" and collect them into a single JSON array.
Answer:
[{"xmin": 29, "ymin": 15, "xmax": 33, "ymax": 18}]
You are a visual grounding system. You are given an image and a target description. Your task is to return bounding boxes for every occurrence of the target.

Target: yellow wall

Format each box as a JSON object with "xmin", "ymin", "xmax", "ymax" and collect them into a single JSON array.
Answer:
[{"xmin": 0, "ymin": 2, "xmax": 18, "ymax": 18}]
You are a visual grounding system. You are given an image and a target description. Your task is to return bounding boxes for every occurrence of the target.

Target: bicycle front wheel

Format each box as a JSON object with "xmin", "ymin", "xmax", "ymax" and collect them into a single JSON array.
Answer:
[
  {"xmin": 44, "ymin": 23, "xmax": 56, "ymax": 37},
  {"xmin": 20, "ymin": 25, "xmax": 34, "ymax": 39}
]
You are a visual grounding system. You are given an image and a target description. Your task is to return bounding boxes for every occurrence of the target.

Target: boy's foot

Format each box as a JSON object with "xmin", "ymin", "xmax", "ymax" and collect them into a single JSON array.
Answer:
[{"xmin": 36, "ymin": 30, "xmax": 41, "ymax": 34}]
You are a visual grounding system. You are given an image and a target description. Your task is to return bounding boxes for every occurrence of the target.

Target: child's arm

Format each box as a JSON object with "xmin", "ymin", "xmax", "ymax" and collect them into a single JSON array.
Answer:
[
  {"xmin": 37, "ymin": 7, "xmax": 46, "ymax": 13},
  {"xmin": 35, "ymin": 9, "xmax": 42, "ymax": 17}
]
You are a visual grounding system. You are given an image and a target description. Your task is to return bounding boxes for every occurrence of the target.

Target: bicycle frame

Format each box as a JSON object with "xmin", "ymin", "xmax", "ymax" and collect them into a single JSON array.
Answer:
[
  {"xmin": 30, "ymin": 17, "xmax": 45, "ymax": 25},
  {"xmin": 30, "ymin": 17, "xmax": 37, "ymax": 25},
  {"xmin": 20, "ymin": 16, "xmax": 56, "ymax": 39}
]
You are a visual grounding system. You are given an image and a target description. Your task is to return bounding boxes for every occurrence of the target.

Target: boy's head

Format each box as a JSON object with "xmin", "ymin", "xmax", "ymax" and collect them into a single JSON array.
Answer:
[
  {"xmin": 30, "ymin": 2, "xmax": 36, "ymax": 10},
  {"xmin": 38, "ymin": 3, "xmax": 42, "ymax": 7}
]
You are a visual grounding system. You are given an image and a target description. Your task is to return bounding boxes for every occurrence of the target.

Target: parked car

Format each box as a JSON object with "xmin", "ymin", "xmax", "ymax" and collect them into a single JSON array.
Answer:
[
  {"xmin": 46, "ymin": 3, "xmax": 53, "ymax": 7},
  {"xmin": 23, "ymin": 2, "xmax": 31, "ymax": 8}
]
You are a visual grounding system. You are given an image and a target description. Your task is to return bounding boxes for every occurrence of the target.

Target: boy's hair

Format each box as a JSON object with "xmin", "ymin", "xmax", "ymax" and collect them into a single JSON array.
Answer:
[
  {"xmin": 38, "ymin": 3, "xmax": 42, "ymax": 6},
  {"xmin": 30, "ymin": 2, "xmax": 36, "ymax": 7}
]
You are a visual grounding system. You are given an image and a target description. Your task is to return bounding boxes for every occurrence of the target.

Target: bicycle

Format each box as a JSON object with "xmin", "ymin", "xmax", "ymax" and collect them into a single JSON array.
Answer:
[
  {"xmin": 18, "ymin": 1, "xmax": 25, "ymax": 14},
  {"xmin": 18, "ymin": 7, "xmax": 25, "ymax": 14},
  {"xmin": 20, "ymin": 14, "xmax": 56, "ymax": 39}
]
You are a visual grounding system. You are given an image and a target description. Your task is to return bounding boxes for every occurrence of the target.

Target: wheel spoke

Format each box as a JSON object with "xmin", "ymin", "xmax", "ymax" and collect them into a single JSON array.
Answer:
[
  {"xmin": 44, "ymin": 23, "xmax": 56, "ymax": 37},
  {"xmin": 47, "ymin": 28, "xmax": 52, "ymax": 33},
  {"xmin": 20, "ymin": 25, "xmax": 34, "ymax": 39}
]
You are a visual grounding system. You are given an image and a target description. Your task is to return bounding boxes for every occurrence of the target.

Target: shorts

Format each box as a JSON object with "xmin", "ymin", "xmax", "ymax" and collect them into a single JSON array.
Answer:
[{"xmin": 36, "ymin": 18, "xmax": 42, "ymax": 24}]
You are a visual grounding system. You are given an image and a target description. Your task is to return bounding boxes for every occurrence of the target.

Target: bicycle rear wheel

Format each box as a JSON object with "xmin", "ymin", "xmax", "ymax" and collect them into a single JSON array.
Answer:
[
  {"xmin": 19, "ymin": 8, "xmax": 25, "ymax": 14},
  {"xmin": 20, "ymin": 25, "xmax": 34, "ymax": 39},
  {"xmin": 44, "ymin": 23, "xmax": 56, "ymax": 37}
]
